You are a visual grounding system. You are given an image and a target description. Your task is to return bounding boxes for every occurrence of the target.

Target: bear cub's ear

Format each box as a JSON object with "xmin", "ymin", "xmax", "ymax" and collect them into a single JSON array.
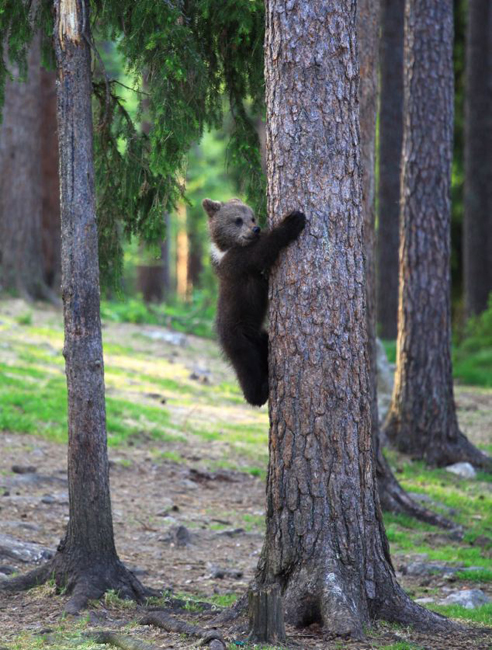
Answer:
[{"xmin": 202, "ymin": 199, "xmax": 222, "ymax": 218}]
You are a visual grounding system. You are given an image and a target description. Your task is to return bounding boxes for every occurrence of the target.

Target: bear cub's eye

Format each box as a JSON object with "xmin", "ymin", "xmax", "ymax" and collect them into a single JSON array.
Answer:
[{"xmin": 235, "ymin": 217, "xmax": 243, "ymax": 226}]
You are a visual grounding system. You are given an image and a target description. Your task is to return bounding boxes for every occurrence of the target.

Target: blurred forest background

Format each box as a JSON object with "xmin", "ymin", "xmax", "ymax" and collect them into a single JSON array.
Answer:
[{"xmin": 0, "ymin": 0, "xmax": 490, "ymax": 391}]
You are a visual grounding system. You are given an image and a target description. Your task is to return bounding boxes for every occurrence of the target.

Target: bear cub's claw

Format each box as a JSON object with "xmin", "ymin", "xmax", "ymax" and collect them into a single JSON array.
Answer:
[{"xmin": 283, "ymin": 210, "xmax": 306, "ymax": 237}]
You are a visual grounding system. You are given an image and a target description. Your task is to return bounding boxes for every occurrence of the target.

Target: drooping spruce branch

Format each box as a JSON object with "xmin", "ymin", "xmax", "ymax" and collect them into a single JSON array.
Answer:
[{"xmin": 1, "ymin": 0, "xmax": 266, "ymax": 286}]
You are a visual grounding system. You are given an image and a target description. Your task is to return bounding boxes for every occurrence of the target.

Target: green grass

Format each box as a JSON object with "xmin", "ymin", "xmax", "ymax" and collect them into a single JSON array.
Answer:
[
  {"xmin": 382, "ymin": 455, "xmax": 492, "ymax": 582},
  {"xmin": 427, "ymin": 602, "xmax": 492, "ymax": 624}
]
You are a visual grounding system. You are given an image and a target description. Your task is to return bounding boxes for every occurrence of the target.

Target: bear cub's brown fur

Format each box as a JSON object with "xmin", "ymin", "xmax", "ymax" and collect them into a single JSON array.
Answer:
[{"xmin": 203, "ymin": 198, "xmax": 306, "ymax": 406}]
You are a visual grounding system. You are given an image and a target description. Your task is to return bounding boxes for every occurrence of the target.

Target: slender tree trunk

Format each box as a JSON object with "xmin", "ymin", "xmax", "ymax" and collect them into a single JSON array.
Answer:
[
  {"xmin": 463, "ymin": 0, "xmax": 492, "ymax": 318},
  {"xmin": 358, "ymin": 0, "xmax": 454, "ymax": 529},
  {"xmin": 41, "ymin": 68, "xmax": 62, "ymax": 291},
  {"xmin": 1, "ymin": 0, "xmax": 151, "ymax": 612},
  {"xmin": 377, "ymin": 0, "xmax": 405, "ymax": 340},
  {"xmin": 384, "ymin": 0, "xmax": 490, "ymax": 470},
  {"xmin": 0, "ymin": 34, "xmax": 49, "ymax": 300},
  {"xmin": 252, "ymin": 0, "xmax": 453, "ymax": 639}
]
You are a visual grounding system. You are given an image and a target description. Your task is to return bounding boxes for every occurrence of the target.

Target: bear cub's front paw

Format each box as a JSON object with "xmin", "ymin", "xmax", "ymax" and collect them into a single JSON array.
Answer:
[{"xmin": 282, "ymin": 210, "xmax": 306, "ymax": 238}]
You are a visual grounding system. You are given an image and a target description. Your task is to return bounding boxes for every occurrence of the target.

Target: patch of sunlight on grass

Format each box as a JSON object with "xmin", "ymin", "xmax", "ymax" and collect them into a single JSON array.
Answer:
[{"xmin": 426, "ymin": 602, "xmax": 492, "ymax": 625}]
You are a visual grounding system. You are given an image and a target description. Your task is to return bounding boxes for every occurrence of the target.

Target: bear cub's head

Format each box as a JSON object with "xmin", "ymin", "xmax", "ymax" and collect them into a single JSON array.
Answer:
[{"xmin": 202, "ymin": 198, "xmax": 260, "ymax": 251}]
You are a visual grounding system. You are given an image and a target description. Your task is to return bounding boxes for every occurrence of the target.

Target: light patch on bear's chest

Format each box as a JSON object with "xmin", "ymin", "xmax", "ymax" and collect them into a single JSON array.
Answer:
[{"xmin": 210, "ymin": 243, "xmax": 227, "ymax": 266}]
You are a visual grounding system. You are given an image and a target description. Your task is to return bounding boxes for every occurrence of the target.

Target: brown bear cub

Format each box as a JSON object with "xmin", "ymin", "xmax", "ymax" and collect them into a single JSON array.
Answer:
[{"xmin": 203, "ymin": 198, "xmax": 306, "ymax": 406}]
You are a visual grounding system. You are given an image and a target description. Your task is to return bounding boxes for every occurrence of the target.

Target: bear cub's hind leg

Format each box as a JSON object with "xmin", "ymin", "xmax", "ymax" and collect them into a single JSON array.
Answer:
[{"xmin": 229, "ymin": 332, "xmax": 269, "ymax": 407}]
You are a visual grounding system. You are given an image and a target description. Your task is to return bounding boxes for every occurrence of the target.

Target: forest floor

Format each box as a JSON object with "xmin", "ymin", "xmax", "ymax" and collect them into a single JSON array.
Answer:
[{"xmin": 0, "ymin": 298, "xmax": 491, "ymax": 650}]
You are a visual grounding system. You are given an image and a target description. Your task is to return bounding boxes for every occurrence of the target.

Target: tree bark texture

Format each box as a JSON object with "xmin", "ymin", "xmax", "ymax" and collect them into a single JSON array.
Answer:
[
  {"xmin": 463, "ymin": 0, "xmax": 492, "ymax": 318},
  {"xmin": 384, "ymin": 0, "xmax": 490, "ymax": 470},
  {"xmin": 255, "ymin": 0, "xmax": 452, "ymax": 637},
  {"xmin": 357, "ymin": 0, "xmax": 380, "ymax": 462},
  {"xmin": 41, "ymin": 68, "xmax": 61, "ymax": 291},
  {"xmin": 357, "ymin": 0, "xmax": 453, "ymax": 528},
  {"xmin": 0, "ymin": 34, "xmax": 48, "ymax": 300},
  {"xmin": 377, "ymin": 0, "xmax": 405, "ymax": 340}
]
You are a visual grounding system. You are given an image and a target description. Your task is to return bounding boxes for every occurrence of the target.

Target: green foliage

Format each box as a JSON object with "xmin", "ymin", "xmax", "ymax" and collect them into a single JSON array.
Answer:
[
  {"xmin": 101, "ymin": 291, "xmax": 215, "ymax": 338},
  {"xmin": 93, "ymin": 0, "xmax": 266, "ymax": 286},
  {"xmin": 1, "ymin": 0, "xmax": 266, "ymax": 288},
  {"xmin": 454, "ymin": 294, "xmax": 492, "ymax": 386},
  {"xmin": 0, "ymin": 0, "xmax": 54, "ymax": 114}
]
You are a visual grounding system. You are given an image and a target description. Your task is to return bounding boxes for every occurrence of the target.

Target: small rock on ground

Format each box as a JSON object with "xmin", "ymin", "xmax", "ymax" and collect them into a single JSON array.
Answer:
[
  {"xmin": 445, "ymin": 462, "xmax": 477, "ymax": 479},
  {"xmin": 438, "ymin": 589, "xmax": 491, "ymax": 609}
]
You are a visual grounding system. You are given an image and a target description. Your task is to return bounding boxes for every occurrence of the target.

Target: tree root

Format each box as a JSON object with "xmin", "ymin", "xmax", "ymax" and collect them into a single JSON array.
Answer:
[
  {"xmin": 140, "ymin": 611, "xmax": 226, "ymax": 648},
  {"xmin": 87, "ymin": 631, "xmax": 159, "ymax": 650},
  {"xmin": 0, "ymin": 554, "xmax": 157, "ymax": 615},
  {"xmin": 377, "ymin": 584, "xmax": 465, "ymax": 633},
  {"xmin": 376, "ymin": 450, "xmax": 460, "ymax": 530},
  {"xmin": 428, "ymin": 431, "xmax": 492, "ymax": 471},
  {"xmin": 0, "ymin": 564, "xmax": 53, "ymax": 592}
]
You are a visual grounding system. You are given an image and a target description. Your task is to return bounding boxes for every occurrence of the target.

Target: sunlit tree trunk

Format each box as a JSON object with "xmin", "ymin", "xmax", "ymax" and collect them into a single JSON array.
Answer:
[
  {"xmin": 463, "ymin": 0, "xmax": 492, "ymax": 318},
  {"xmin": 357, "ymin": 0, "xmax": 453, "ymax": 528},
  {"xmin": 251, "ymin": 0, "xmax": 453, "ymax": 640},
  {"xmin": 384, "ymin": 0, "xmax": 491, "ymax": 470},
  {"xmin": 377, "ymin": 0, "xmax": 405, "ymax": 340}
]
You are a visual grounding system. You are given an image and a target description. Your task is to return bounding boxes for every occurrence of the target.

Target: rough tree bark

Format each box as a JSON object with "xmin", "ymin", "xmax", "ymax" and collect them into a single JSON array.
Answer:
[
  {"xmin": 357, "ymin": 0, "xmax": 454, "ymax": 529},
  {"xmin": 463, "ymin": 0, "xmax": 492, "ymax": 318},
  {"xmin": 251, "ymin": 0, "xmax": 454, "ymax": 639},
  {"xmin": 376, "ymin": 0, "xmax": 405, "ymax": 340},
  {"xmin": 384, "ymin": 0, "xmax": 491, "ymax": 470},
  {"xmin": 0, "ymin": 0, "xmax": 151, "ymax": 612},
  {"xmin": 0, "ymin": 34, "xmax": 51, "ymax": 300}
]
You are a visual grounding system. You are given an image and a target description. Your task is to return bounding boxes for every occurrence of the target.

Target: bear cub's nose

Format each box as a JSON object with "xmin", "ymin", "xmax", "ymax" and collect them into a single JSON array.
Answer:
[{"xmin": 253, "ymin": 226, "xmax": 261, "ymax": 234}]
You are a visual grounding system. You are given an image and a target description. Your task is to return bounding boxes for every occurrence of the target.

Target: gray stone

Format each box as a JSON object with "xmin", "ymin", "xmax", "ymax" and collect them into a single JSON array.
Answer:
[
  {"xmin": 438, "ymin": 589, "xmax": 491, "ymax": 609},
  {"xmin": 0, "ymin": 533, "xmax": 53, "ymax": 563},
  {"xmin": 415, "ymin": 597, "xmax": 435, "ymax": 604},
  {"xmin": 142, "ymin": 329, "xmax": 188, "ymax": 347},
  {"xmin": 207, "ymin": 563, "xmax": 243, "ymax": 579},
  {"xmin": 402, "ymin": 561, "xmax": 463, "ymax": 576},
  {"xmin": 445, "ymin": 462, "xmax": 477, "ymax": 479}
]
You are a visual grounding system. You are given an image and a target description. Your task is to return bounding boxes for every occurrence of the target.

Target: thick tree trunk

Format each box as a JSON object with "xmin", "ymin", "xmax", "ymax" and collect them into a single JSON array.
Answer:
[
  {"xmin": 253, "ymin": 0, "xmax": 453, "ymax": 639},
  {"xmin": 376, "ymin": 0, "xmax": 405, "ymax": 340},
  {"xmin": 0, "ymin": 34, "xmax": 50, "ymax": 300},
  {"xmin": 463, "ymin": 0, "xmax": 492, "ymax": 318},
  {"xmin": 384, "ymin": 0, "xmax": 490, "ymax": 470},
  {"xmin": 357, "ymin": 0, "xmax": 454, "ymax": 528},
  {"xmin": 0, "ymin": 0, "xmax": 150, "ymax": 612},
  {"xmin": 41, "ymin": 68, "xmax": 62, "ymax": 291}
]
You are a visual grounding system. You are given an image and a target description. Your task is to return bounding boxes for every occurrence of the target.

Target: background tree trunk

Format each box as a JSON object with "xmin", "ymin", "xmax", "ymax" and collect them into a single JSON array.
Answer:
[
  {"xmin": 358, "ymin": 0, "xmax": 454, "ymax": 529},
  {"xmin": 0, "ymin": 34, "xmax": 49, "ymax": 300},
  {"xmin": 377, "ymin": 0, "xmax": 405, "ymax": 340},
  {"xmin": 463, "ymin": 0, "xmax": 492, "ymax": 318},
  {"xmin": 40, "ymin": 68, "xmax": 61, "ymax": 292},
  {"xmin": 384, "ymin": 0, "xmax": 490, "ymax": 470},
  {"xmin": 253, "ymin": 0, "xmax": 451, "ymax": 639}
]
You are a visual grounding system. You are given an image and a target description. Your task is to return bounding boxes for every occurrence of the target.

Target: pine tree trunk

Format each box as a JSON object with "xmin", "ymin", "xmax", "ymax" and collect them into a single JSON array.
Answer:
[
  {"xmin": 0, "ymin": 0, "xmax": 151, "ymax": 612},
  {"xmin": 357, "ymin": 0, "xmax": 454, "ymax": 528},
  {"xmin": 384, "ymin": 0, "xmax": 490, "ymax": 470},
  {"xmin": 376, "ymin": 0, "xmax": 405, "ymax": 340},
  {"xmin": 463, "ymin": 0, "xmax": 492, "ymax": 318},
  {"xmin": 0, "ymin": 34, "xmax": 49, "ymax": 300},
  {"xmin": 253, "ymin": 0, "xmax": 453, "ymax": 638},
  {"xmin": 41, "ymin": 68, "xmax": 62, "ymax": 291}
]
